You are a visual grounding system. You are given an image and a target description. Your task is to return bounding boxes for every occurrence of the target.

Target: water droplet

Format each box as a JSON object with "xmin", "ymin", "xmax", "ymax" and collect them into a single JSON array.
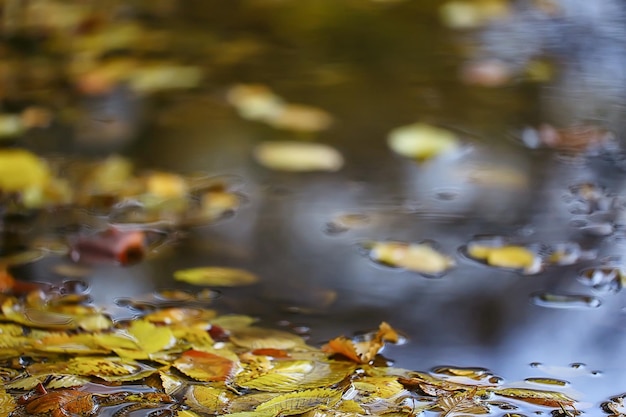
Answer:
[
  {"xmin": 489, "ymin": 376, "xmax": 504, "ymax": 384},
  {"xmin": 530, "ymin": 362, "xmax": 542, "ymax": 368},
  {"xmin": 524, "ymin": 377, "xmax": 569, "ymax": 387},
  {"xmin": 591, "ymin": 370, "xmax": 602, "ymax": 376},
  {"xmin": 530, "ymin": 292, "xmax": 601, "ymax": 309},
  {"xmin": 569, "ymin": 363, "xmax": 586, "ymax": 369}
]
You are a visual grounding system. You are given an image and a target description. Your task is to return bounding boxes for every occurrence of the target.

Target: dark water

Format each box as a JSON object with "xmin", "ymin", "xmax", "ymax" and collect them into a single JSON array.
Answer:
[{"xmin": 4, "ymin": 1, "xmax": 626, "ymax": 415}]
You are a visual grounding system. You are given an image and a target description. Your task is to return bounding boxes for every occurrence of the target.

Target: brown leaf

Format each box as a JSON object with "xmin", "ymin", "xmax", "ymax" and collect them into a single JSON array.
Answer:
[
  {"xmin": 24, "ymin": 389, "xmax": 96, "ymax": 416},
  {"xmin": 322, "ymin": 322, "xmax": 401, "ymax": 364}
]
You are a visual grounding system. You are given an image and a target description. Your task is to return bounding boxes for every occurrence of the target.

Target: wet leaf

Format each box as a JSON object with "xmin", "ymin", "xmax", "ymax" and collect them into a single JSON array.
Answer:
[
  {"xmin": 352, "ymin": 376, "xmax": 406, "ymax": 399},
  {"xmin": 46, "ymin": 374, "xmax": 91, "ymax": 389},
  {"xmin": 0, "ymin": 388, "xmax": 16, "ymax": 416},
  {"xmin": 255, "ymin": 388, "xmax": 343, "ymax": 416},
  {"xmin": 24, "ymin": 389, "xmax": 97, "ymax": 416},
  {"xmin": 467, "ymin": 244, "xmax": 540, "ymax": 274},
  {"xmin": 236, "ymin": 359, "xmax": 355, "ymax": 392},
  {"xmin": 0, "ymin": 149, "xmax": 51, "ymax": 193},
  {"xmin": 65, "ymin": 356, "xmax": 156, "ymax": 381},
  {"xmin": 186, "ymin": 385, "xmax": 235, "ymax": 414},
  {"xmin": 368, "ymin": 241, "xmax": 455, "ymax": 275},
  {"xmin": 33, "ymin": 333, "xmax": 110, "ymax": 354},
  {"xmin": 231, "ymin": 327, "xmax": 305, "ymax": 350},
  {"xmin": 253, "ymin": 141, "xmax": 344, "ymax": 172},
  {"xmin": 268, "ymin": 104, "xmax": 333, "ymax": 132},
  {"xmin": 127, "ymin": 319, "xmax": 176, "ymax": 354},
  {"xmin": 387, "ymin": 123, "xmax": 460, "ymax": 161},
  {"xmin": 323, "ymin": 322, "xmax": 400, "ymax": 364},
  {"xmin": 173, "ymin": 349, "xmax": 237, "ymax": 382},
  {"xmin": 174, "ymin": 267, "xmax": 259, "ymax": 287},
  {"xmin": 437, "ymin": 389, "xmax": 490, "ymax": 416},
  {"xmin": 494, "ymin": 388, "xmax": 575, "ymax": 407}
]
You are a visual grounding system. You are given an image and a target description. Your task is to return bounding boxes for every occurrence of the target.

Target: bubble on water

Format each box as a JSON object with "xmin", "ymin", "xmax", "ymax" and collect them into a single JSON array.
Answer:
[
  {"xmin": 433, "ymin": 188, "xmax": 460, "ymax": 201},
  {"xmin": 570, "ymin": 363, "xmax": 586, "ymax": 369},
  {"xmin": 60, "ymin": 280, "xmax": 89, "ymax": 294},
  {"xmin": 530, "ymin": 292, "xmax": 601, "ymax": 309},
  {"xmin": 578, "ymin": 267, "xmax": 622, "ymax": 292}
]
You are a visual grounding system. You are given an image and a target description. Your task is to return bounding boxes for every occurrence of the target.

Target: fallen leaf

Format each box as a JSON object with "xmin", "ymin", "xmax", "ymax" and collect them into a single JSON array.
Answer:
[
  {"xmin": 387, "ymin": 123, "xmax": 460, "ymax": 161},
  {"xmin": 253, "ymin": 141, "xmax": 344, "ymax": 172},
  {"xmin": 24, "ymin": 389, "xmax": 97, "ymax": 416},
  {"xmin": 368, "ymin": 241, "xmax": 455, "ymax": 275},
  {"xmin": 255, "ymin": 388, "xmax": 342, "ymax": 416},
  {"xmin": 174, "ymin": 267, "xmax": 259, "ymax": 287},
  {"xmin": 494, "ymin": 387, "xmax": 575, "ymax": 407},
  {"xmin": 173, "ymin": 349, "xmax": 237, "ymax": 382}
]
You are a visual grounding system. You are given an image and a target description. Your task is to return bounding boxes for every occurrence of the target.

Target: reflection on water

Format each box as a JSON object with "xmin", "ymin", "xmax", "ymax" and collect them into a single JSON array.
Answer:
[{"xmin": 2, "ymin": 0, "xmax": 626, "ymax": 413}]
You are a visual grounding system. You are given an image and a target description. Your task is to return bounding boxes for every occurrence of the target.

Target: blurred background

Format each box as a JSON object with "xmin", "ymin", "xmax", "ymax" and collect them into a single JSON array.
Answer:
[{"xmin": 2, "ymin": 0, "xmax": 626, "ymax": 414}]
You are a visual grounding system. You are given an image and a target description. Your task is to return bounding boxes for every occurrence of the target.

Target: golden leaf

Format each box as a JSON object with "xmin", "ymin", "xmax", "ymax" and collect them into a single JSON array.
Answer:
[
  {"xmin": 253, "ymin": 141, "xmax": 343, "ymax": 172},
  {"xmin": 387, "ymin": 123, "xmax": 460, "ymax": 161},
  {"xmin": 352, "ymin": 376, "xmax": 406, "ymax": 399},
  {"xmin": 173, "ymin": 349, "xmax": 237, "ymax": 382},
  {"xmin": 0, "ymin": 388, "xmax": 16, "ymax": 416},
  {"xmin": 494, "ymin": 387, "xmax": 575, "ymax": 407},
  {"xmin": 236, "ymin": 359, "xmax": 354, "ymax": 392},
  {"xmin": 0, "ymin": 323, "xmax": 23, "ymax": 336},
  {"xmin": 255, "ymin": 388, "xmax": 343, "ymax": 416},
  {"xmin": 227, "ymin": 393, "xmax": 282, "ymax": 413},
  {"xmin": 171, "ymin": 326, "xmax": 214, "ymax": 351},
  {"xmin": 33, "ymin": 333, "xmax": 110, "ymax": 355},
  {"xmin": 177, "ymin": 410, "xmax": 204, "ymax": 417},
  {"xmin": 230, "ymin": 327, "xmax": 304, "ymax": 350},
  {"xmin": 144, "ymin": 307, "xmax": 217, "ymax": 325},
  {"xmin": 368, "ymin": 241, "xmax": 455, "ymax": 275},
  {"xmin": 174, "ymin": 267, "xmax": 259, "ymax": 287},
  {"xmin": 437, "ymin": 389, "xmax": 490, "ymax": 417},
  {"xmin": 46, "ymin": 375, "xmax": 91, "ymax": 389},
  {"xmin": 221, "ymin": 412, "xmax": 276, "ymax": 417},
  {"xmin": 4, "ymin": 375, "xmax": 44, "ymax": 390},
  {"xmin": 65, "ymin": 356, "xmax": 157, "ymax": 382},
  {"xmin": 127, "ymin": 319, "xmax": 176, "ymax": 354},
  {"xmin": 185, "ymin": 385, "xmax": 234, "ymax": 414}
]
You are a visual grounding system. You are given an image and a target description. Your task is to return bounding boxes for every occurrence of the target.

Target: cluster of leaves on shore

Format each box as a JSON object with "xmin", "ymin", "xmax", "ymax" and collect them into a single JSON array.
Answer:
[{"xmin": 0, "ymin": 269, "xmax": 579, "ymax": 417}]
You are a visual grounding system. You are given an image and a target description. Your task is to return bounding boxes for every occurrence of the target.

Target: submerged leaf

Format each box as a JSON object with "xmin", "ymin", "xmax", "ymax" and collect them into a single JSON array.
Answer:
[
  {"xmin": 255, "ymin": 388, "xmax": 343, "ymax": 416},
  {"xmin": 174, "ymin": 267, "xmax": 259, "ymax": 287}
]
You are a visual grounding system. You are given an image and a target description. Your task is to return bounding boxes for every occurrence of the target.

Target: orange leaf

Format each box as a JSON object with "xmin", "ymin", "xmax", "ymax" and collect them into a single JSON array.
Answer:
[
  {"xmin": 251, "ymin": 348, "xmax": 291, "ymax": 358},
  {"xmin": 322, "ymin": 322, "xmax": 401, "ymax": 364},
  {"xmin": 173, "ymin": 350, "xmax": 236, "ymax": 382},
  {"xmin": 0, "ymin": 268, "xmax": 15, "ymax": 292},
  {"xmin": 24, "ymin": 389, "xmax": 96, "ymax": 416}
]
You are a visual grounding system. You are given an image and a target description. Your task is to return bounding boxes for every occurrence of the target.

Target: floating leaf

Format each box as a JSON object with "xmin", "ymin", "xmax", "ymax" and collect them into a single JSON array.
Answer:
[
  {"xmin": 255, "ymin": 388, "xmax": 343, "ymax": 416},
  {"xmin": 437, "ymin": 389, "xmax": 490, "ymax": 417},
  {"xmin": 387, "ymin": 123, "xmax": 460, "ymax": 161},
  {"xmin": 230, "ymin": 327, "xmax": 305, "ymax": 350},
  {"xmin": 173, "ymin": 349, "xmax": 237, "ymax": 382},
  {"xmin": 23, "ymin": 389, "xmax": 97, "ymax": 416},
  {"xmin": 466, "ymin": 243, "xmax": 540, "ymax": 274},
  {"xmin": 33, "ymin": 333, "xmax": 110, "ymax": 355},
  {"xmin": 127, "ymin": 319, "xmax": 176, "ymax": 354},
  {"xmin": 352, "ymin": 376, "xmax": 406, "ymax": 399},
  {"xmin": 65, "ymin": 356, "xmax": 156, "ymax": 382},
  {"xmin": 253, "ymin": 141, "xmax": 344, "ymax": 172},
  {"xmin": 5, "ymin": 375, "xmax": 44, "ymax": 390},
  {"xmin": 494, "ymin": 387, "xmax": 575, "ymax": 407},
  {"xmin": 236, "ymin": 359, "xmax": 355, "ymax": 392},
  {"xmin": 0, "ymin": 148, "xmax": 51, "ymax": 193},
  {"xmin": 186, "ymin": 385, "xmax": 235, "ymax": 414},
  {"xmin": 323, "ymin": 322, "xmax": 400, "ymax": 364},
  {"xmin": 268, "ymin": 104, "xmax": 333, "ymax": 132},
  {"xmin": 368, "ymin": 241, "xmax": 455, "ymax": 276},
  {"xmin": 46, "ymin": 375, "xmax": 91, "ymax": 389},
  {"xmin": 174, "ymin": 267, "xmax": 259, "ymax": 287}
]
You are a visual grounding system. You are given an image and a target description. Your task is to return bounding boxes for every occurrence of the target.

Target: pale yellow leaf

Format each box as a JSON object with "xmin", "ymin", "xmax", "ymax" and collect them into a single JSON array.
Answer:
[{"xmin": 174, "ymin": 267, "xmax": 259, "ymax": 287}]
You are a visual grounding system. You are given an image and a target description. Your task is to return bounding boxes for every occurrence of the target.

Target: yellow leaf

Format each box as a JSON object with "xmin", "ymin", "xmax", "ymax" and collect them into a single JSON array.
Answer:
[
  {"xmin": 127, "ymin": 319, "xmax": 176, "ymax": 354},
  {"xmin": 185, "ymin": 385, "xmax": 234, "ymax": 414},
  {"xmin": 253, "ymin": 141, "xmax": 343, "ymax": 172},
  {"xmin": 494, "ymin": 387, "xmax": 575, "ymax": 407},
  {"xmin": 368, "ymin": 241, "xmax": 455, "ymax": 275},
  {"xmin": 33, "ymin": 333, "xmax": 110, "ymax": 354},
  {"xmin": 236, "ymin": 360, "xmax": 355, "ymax": 392},
  {"xmin": 0, "ymin": 388, "xmax": 16, "ymax": 416},
  {"xmin": 174, "ymin": 267, "xmax": 259, "ymax": 287},
  {"xmin": 46, "ymin": 374, "xmax": 91, "ymax": 389},
  {"xmin": 0, "ymin": 149, "xmax": 50, "ymax": 193},
  {"xmin": 255, "ymin": 388, "xmax": 342, "ymax": 416},
  {"xmin": 230, "ymin": 327, "xmax": 305, "ymax": 350},
  {"xmin": 173, "ymin": 350, "xmax": 237, "ymax": 382},
  {"xmin": 387, "ymin": 123, "xmax": 460, "ymax": 161},
  {"xmin": 352, "ymin": 376, "xmax": 405, "ymax": 399}
]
